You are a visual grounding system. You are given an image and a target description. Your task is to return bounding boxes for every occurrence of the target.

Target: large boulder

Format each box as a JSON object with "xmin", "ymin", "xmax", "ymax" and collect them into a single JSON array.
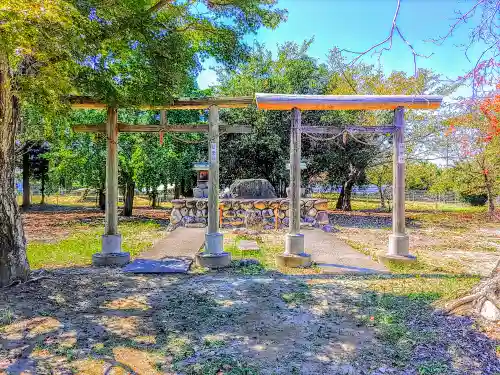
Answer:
[{"xmin": 229, "ymin": 179, "xmax": 277, "ymax": 199}]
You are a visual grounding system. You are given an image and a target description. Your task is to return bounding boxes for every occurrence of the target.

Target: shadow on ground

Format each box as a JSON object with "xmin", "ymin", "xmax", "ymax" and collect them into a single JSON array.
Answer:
[
  {"xmin": 328, "ymin": 211, "xmax": 418, "ymax": 230},
  {"xmin": 1, "ymin": 268, "xmax": 498, "ymax": 375}
]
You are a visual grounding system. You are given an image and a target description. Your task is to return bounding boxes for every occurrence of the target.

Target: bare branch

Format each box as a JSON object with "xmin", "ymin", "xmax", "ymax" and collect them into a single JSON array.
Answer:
[
  {"xmin": 340, "ymin": 0, "xmax": 431, "ymax": 77},
  {"xmin": 427, "ymin": 0, "xmax": 488, "ymax": 45}
]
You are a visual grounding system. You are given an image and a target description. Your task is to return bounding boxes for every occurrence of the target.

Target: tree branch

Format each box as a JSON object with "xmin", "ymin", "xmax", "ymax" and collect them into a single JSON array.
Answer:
[
  {"xmin": 148, "ymin": 0, "xmax": 174, "ymax": 13},
  {"xmin": 340, "ymin": 0, "xmax": 431, "ymax": 77}
]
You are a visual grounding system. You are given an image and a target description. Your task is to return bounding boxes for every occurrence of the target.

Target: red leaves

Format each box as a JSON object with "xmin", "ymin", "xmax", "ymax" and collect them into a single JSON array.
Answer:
[{"xmin": 444, "ymin": 124, "xmax": 455, "ymax": 137}]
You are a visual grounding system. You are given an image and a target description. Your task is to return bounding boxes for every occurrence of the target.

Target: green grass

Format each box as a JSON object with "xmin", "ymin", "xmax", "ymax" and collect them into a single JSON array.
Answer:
[
  {"xmin": 312, "ymin": 193, "xmax": 486, "ymax": 214},
  {"xmin": 224, "ymin": 235, "xmax": 280, "ymax": 271},
  {"xmin": 224, "ymin": 235, "xmax": 321, "ymax": 275},
  {"xmin": 353, "ymin": 275, "xmax": 480, "ymax": 369},
  {"xmin": 365, "ymin": 275, "xmax": 481, "ymax": 302},
  {"xmin": 27, "ymin": 221, "xmax": 163, "ymax": 269},
  {"xmin": 0, "ymin": 308, "xmax": 14, "ymax": 326}
]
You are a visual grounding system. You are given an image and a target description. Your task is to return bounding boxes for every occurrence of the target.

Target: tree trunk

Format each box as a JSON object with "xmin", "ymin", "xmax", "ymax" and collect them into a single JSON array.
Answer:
[
  {"xmin": 22, "ymin": 147, "xmax": 30, "ymax": 208},
  {"xmin": 174, "ymin": 183, "xmax": 181, "ymax": 199},
  {"xmin": 342, "ymin": 179, "xmax": 355, "ymax": 211},
  {"xmin": 40, "ymin": 168, "xmax": 46, "ymax": 205},
  {"xmin": 151, "ymin": 189, "xmax": 158, "ymax": 208},
  {"xmin": 336, "ymin": 185, "xmax": 345, "ymax": 210},
  {"xmin": 485, "ymin": 178, "xmax": 495, "ymax": 214},
  {"xmin": 378, "ymin": 184, "xmax": 386, "ymax": 209},
  {"xmin": 0, "ymin": 58, "xmax": 30, "ymax": 287},
  {"xmin": 123, "ymin": 181, "xmax": 135, "ymax": 217},
  {"xmin": 341, "ymin": 166, "xmax": 362, "ymax": 212},
  {"xmin": 98, "ymin": 188, "xmax": 106, "ymax": 211}
]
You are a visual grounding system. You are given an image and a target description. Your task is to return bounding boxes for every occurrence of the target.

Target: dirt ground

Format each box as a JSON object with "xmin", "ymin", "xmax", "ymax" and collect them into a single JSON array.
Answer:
[
  {"xmin": 1, "ymin": 268, "xmax": 499, "ymax": 375},
  {"xmin": 330, "ymin": 210, "xmax": 500, "ymax": 276},
  {"xmin": 22, "ymin": 205, "xmax": 170, "ymax": 242}
]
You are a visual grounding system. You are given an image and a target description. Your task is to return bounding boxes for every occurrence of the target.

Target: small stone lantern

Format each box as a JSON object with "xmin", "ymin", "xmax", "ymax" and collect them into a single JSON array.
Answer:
[{"xmin": 193, "ymin": 162, "xmax": 209, "ymax": 198}]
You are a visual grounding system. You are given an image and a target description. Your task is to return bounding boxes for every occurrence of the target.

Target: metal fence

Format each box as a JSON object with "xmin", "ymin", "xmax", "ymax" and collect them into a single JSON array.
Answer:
[{"xmin": 310, "ymin": 185, "xmax": 460, "ymax": 204}]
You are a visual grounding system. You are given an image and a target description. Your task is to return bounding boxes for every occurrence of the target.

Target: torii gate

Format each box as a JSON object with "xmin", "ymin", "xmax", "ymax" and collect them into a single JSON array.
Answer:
[
  {"xmin": 71, "ymin": 96, "xmax": 253, "ymax": 267},
  {"xmin": 71, "ymin": 94, "xmax": 442, "ymax": 268},
  {"xmin": 255, "ymin": 93, "xmax": 443, "ymax": 266}
]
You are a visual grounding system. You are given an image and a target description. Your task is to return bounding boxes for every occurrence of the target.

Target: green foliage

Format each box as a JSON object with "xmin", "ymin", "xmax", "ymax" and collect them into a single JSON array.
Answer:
[
  {"xmin": 4, "ymin": 0, "xmax": 288, "ymax": 201},
  {"xmin": 406, "ymin": 162, "xmax": 439, "ymax": 190},
  {"xmin": 72, "ymin": 0, "xmax": 286, "ymax": 106},
  {"xmin": 216, "ymin": 40, "xmax": 327, "ymax": 193},
  {"xmin": 48, "ymin": 131, "xmax": 107, "ymax": 191},
  {"xmin": 1, "ymin": 0, "xmax": 84, "ymax": 111},
  {"xmin": 460, "ymin": 193, "xmax": 488, "ymax": 206}
]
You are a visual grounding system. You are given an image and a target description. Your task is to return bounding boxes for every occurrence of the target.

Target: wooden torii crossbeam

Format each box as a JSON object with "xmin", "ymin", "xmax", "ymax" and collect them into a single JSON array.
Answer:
[
  {"xmin": 70, "ymin": 96, "xmax": 253, "ymax": 268},
  {"xmin": 72, "ymin": 123, "xmax": 251, "ymax": 134}
]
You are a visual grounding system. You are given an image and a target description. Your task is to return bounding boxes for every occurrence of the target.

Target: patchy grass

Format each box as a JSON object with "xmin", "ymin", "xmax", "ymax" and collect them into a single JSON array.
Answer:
[
  {"xmin": 224, "ymin": 237, "xmax": 280, "ymax": 271},
  {"xmin": 224, "ymin": 233, "xmax": 321, "ymax": 275},
  {"xmin": 27, "ymin": 221, "xmax": 163, "ymax": 269},
  {"xmin": 1, "ymin": 270, "xmax": 498, "ymax": 374},
  {"xmin": 364, "ymin": 275, "xmax": 481, "ymax": 303},
  {"xmin": 177, "ymin": 356, "xmax": 258, "ymax": 375},
  {"xmin": 0, "ymin": 307, "xmax": 14, "ymax": 326},
  {"xmin": 281, "ymin": 290, "xmax": 312, "ymax": 305},
  {"xmin": 417, "ymin": 360, "xmax": 451, "ymax": 375}
]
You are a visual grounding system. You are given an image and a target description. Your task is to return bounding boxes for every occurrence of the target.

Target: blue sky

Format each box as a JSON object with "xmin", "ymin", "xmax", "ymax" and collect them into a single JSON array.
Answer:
[{"xmin": 197, "ymin": 0, "xmax": 483, "ymax": 96}]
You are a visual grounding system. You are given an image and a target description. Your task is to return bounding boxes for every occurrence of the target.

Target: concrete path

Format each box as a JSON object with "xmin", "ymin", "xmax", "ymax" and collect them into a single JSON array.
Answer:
[
  {"xmin": 304, "ymin": 229, "xmax": 388, "ymax": 274},
  {"xmin": 139, "ymin": 227, "xmax": 205, "ymax": 260}
]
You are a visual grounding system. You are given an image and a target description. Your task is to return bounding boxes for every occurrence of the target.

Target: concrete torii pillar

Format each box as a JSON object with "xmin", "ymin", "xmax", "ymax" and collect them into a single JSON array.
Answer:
[
  {"xmin": 92, "ymin": 107, "xmax": 130, "ymax": 266},
  {"xmin": 196, "ymin": 105, "xmax": 231, "ymax": 268},
  {"xmin": 276, "ymin": 108, "xmax": 311, "ymax": 267},
  {"xmin": 380, "ymin": 106, "xmax": 416, "ymax": 264}
]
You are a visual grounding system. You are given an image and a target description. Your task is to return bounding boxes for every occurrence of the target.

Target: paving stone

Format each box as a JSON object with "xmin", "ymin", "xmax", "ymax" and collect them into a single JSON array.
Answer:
[
  {"xmin": 238, "ymin": 240, "xmax": 260, "ymax": 251},
  {"xmin": 123, "ymin": 258, "xmax": 192, "ymax": 274},
  {"xmin": 139, "ymin": 227, "xmax": 205, "ymax": 260},
  {"xmin": 305, "ymin": 229, "xmax": 388, "ymax": 274}
]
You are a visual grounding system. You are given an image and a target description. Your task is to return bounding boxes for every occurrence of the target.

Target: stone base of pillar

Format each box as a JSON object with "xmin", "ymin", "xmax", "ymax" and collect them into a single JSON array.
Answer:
[
  {"xmin": 388, "ymin": 233, "xmax": 410, "ymax": 256},
  {"xmin": 102, "ymin": 234, "xmax": 122, "ymax": 254},
  {"xmin": 196, "ymin": 252, "xmax": 231, "ymax": 268},
  {"xmin": 379, "ymin": 253, "xmax": 416, "ymax": 265},
  {"xmin": 92, "ymin": 252, "xmax": 130, "ymax": 267},
  {"xmin": 285, "ymin": 233, "xmax": 305, "ymax": 254},
  {"xmin": 93, "ymin": 234, "xmax": 130, "ymax": 267},
  {"xmin": 205, "ymin": 232, "xmax": 224, "ymax": 253},
  {"xmin": 276, "ymin": 253, "xmax": 312, "ymax": 268},
  {"xmin": 278, "ymin": 233, "xmax": 311, "ymax": 267}
]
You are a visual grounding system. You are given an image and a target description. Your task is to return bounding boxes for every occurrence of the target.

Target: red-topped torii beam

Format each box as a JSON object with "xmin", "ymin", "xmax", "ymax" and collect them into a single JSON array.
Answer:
[
  {"xmin": 255, "ymin": 93, "xmax": 442, "ymax": 110},
  {"xmin": 255, "ymin": 93, "xmax": 443, "ymax": 267}
]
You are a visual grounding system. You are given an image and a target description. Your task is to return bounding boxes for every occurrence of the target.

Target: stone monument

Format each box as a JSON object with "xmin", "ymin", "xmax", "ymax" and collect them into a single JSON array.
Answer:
[{"xmin": 229, "ymin": 179, "xmax": 277, "ymax": 199}]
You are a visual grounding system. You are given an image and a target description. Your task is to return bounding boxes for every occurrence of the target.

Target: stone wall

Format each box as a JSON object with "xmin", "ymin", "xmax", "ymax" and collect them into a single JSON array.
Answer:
[{"xmin": 169, "ymin": 198, "xmax": 329, "ymax": 229}]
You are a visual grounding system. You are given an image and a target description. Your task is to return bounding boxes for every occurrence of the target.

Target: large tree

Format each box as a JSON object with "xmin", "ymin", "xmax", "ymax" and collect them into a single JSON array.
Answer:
[
  {"xmin": 216, "ymin": 41, "xmax": 331, "ymax": 195},
  {"xmin": 0, "ymin": 0, "xmax": 285, "ymax": 286},
  {"xmin": 0, "ymin": 0, "xmax": 82, "ymax": 287}
]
